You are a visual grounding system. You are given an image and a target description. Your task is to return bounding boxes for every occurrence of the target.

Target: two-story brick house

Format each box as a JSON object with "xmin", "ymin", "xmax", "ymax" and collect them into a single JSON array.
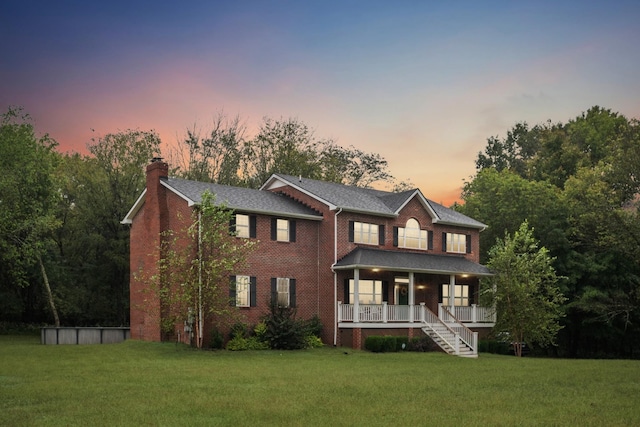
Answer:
[{"xmin": 123, "ymin": 159, "xmax": 494, "ymax": 356}]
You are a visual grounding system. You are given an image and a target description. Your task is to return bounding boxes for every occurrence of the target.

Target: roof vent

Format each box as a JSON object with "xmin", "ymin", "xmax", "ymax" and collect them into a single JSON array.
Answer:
[
  {"xmin": 299, "ymin": 175, "xmax": 302, "ymax": 182},
  {"xmin": 151, "ymin": 157, "xmax": 164, "ymax": 163}
]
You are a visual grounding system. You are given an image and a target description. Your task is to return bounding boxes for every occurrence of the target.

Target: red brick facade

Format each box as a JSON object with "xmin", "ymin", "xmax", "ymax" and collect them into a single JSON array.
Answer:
[{"xmin": 128, "ymin": 164, "xmax": 487, "ymax": 348}]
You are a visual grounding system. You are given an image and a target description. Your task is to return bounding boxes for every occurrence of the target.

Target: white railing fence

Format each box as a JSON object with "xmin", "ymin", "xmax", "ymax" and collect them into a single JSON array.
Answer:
[
  {"xmin": 338, "ymin": 302, "xmax": 494, "ymax": 325},
  {"xmin": 453, "ymin": 304, "xmax": 496, "ymax": 323}
]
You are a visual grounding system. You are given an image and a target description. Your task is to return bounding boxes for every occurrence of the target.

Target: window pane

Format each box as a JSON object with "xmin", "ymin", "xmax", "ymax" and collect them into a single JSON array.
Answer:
[
  {"xmin": 349, "ymin": 279, "xmax": 382, "ymax": 304},
  {"xmin": 236, "ymin": 275, "xmax": 250, "ymax": 307},
  {"xmin": 354, "ymin": 222, "xmax": 379, "ymax": 245},
  {"xmin": 277, "ymin": 277, "xmax": 289, "ymax": 307},
  {"xmin": 276, "ymin": 219, "xmax": 289, "ymax": 242},
  {"xmin": 446, "ymin": 233, "xmax": 466, "ymax": 253},
  {"xmin": 442, "ymin": 284, "xmax": 470, "ymax": 306},
  {"xmin": 400, "ymin": 219, "xmax": 426, "ymax": 249},
  {"xmin": 236, "ymin": 214, "xmax": 249, "ymax": 238}
]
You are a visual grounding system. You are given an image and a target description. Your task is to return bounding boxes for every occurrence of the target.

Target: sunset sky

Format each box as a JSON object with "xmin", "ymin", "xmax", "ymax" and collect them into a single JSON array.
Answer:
[{"xmin": 2, "ymin": 1, "xmax": 639, "ymax": 204}]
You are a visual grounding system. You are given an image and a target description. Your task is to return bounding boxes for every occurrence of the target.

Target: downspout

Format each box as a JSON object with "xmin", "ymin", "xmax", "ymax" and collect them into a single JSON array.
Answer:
[
  {"xmin": 198, "ymin": 210, "xmax": 203, "ymax": 348},
  {"xmin": 332, "ymin": 208, "xmax": 343, "ymax": 347}
]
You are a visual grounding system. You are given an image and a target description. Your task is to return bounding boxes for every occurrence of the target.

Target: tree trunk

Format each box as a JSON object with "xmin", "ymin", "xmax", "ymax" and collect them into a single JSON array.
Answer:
[
  {"xmin": 38, "ymin": 254, "xmax": 60, "ymax": 327},
  {"xmin": 513, "ymin": 341, "xmax": 523, "ymax": 357}
]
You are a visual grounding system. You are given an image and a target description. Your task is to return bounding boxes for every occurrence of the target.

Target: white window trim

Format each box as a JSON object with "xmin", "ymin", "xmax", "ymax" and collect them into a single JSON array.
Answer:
[
  {"xmin": 349, "ymin": 279, "xmax": 383, "ymax": 305},
  {"xmin": 446, "ymin": 233, "xmax": 467, "ymax": 253},
  {"xmin": 398, "ymin": 218, "xmax": 428, "ymax": 250},
  {"xmin": 276, "ymin": 219, "xmax": 290, "ymax": 242},
  {"xmin": 442, "ymin": 284, "xmax": 470, "ymax": 307},
  {"xmin": 277, "ymin": 277, "xmax": 290, "ymax": 307},
  {"xmin": 235, "ymin": 214, "xmax": 250, "ymax": 238},
  {"xmin": 354, "ymin": 221, "xmax": 379, "ymax": 245},
  {"xmin": 236, "ymin": 275, "xmax": 250, "ymax": 307}
]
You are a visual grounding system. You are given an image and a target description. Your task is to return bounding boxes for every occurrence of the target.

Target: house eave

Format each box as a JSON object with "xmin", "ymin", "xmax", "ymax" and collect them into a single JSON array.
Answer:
[
  {"xmin": 332, "ymin": 263, "xmax": 493, "ymax": 277},
  {"xmin": 121, "ymin": 189, "xmax": 147, "ymax": 224},
  {"xmin": 433, "ymin": 219, "xmax": 487, "ymax": 231}
]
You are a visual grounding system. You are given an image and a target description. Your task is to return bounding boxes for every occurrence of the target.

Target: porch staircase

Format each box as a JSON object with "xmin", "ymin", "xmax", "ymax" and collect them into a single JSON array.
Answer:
[{"xmin": 420, "ymin": 306, "xmax": 478, "ymax": 358}]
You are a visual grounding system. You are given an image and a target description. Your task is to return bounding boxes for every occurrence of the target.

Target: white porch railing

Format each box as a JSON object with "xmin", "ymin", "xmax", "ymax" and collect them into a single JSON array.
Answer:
[
  {"xmin": 337, "ymin": 302, "xmax": 495, "ymax": 324},
  {"xmin": 452, "ymin": 304, "xmax": 496, "ymax": 323}
]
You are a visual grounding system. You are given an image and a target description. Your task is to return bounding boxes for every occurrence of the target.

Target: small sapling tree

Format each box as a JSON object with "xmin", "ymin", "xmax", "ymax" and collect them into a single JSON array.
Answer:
[
  {"xmin": 149, "ymin": 191, "xmax": 256, "ymax": 348},
  {"xmin": 482, "ymin": 221, "xmax": 566, "ymax": 356}
]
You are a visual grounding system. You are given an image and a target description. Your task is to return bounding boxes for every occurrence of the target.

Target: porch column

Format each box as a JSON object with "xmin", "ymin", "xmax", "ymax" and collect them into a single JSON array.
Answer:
[
  {"xmin": 409, "ymin": 272, "xmax": 415, "ymax": 322},
  {"xmin": 353, "ymin": 268, "xmax": 360, "ymax": 323},
  {"xmin": 449, "ymin": 274, "xmax": 456, "ymax": 313}
]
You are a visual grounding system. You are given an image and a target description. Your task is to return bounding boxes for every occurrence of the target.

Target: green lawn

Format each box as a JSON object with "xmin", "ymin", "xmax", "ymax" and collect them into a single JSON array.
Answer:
[{"xmin": 1, "ymin": 336, "xmax": 639, "ymax": 426}]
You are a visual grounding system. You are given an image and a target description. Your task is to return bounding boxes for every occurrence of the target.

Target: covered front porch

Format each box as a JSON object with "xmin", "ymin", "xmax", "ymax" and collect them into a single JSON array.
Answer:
[{"xmin": 333, "ymin": 247, "xmax": 494, "ymax": 356}]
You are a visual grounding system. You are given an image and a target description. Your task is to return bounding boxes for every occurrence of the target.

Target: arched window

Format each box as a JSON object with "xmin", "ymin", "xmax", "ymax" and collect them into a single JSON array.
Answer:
[{"xmin": 399, "ymin": 218, "xmax": 428, "ymax": 249}]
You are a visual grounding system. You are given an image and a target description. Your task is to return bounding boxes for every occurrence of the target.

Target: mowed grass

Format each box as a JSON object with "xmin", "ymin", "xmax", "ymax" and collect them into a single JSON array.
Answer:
[{"xmin": 1, "ymin": 336, "xmax": 639, "ymax": 426}]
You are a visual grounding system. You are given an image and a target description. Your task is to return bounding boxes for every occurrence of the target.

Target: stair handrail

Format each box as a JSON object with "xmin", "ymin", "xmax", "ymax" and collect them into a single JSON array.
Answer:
[
  {"xmin": 440, "ymin": 305, "xmax": 478, "ymax": 354},
  {"xmin": 421, "ymin": 305, "xmax": 459, "ymax": 353}
]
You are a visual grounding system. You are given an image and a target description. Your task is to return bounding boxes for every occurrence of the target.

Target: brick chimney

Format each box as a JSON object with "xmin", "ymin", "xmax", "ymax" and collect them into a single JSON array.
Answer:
[{"xmin": 130, "ymin": 159, "xmax": 169, "ymax": 342}]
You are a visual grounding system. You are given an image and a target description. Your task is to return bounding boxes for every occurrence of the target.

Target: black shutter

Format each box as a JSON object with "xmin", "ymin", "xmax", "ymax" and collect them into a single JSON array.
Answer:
[
  {"xmin": 382, "ymin": 281, "xmax": 389, "ymax": 303},
  {"xmin": 249, "ymin": 216, "xmax": 257, "ymax": 238},
  {"xmin": 343, "ymin": 279, "xmax": 350, "ymax": 304},
  {"xmin": 290, "ymin": 220, "xmax": 296, "ymax": 242},
  {"xmin": 348, "ymin": 221, "xmax": 355, "ymax": 242},
  {"xmin": 229, "ymin": 215, "xmax": 236, "ymax": 234},
  {"xmin": 250, "ymin": 277, "xmax": 257, "ymax": 307},
  {"xmin": 270, "ymin": 218, "xmax": 277, "ymax": 240},
  {"xmin": 229, "ymin": 276, "xmax": 236, "ymax": 306},
  {"xmin": 438, "ymin": 283, "xmax": 444, "ymax": 304},
  {"xmin": 393, "ymin": 226, "xmax": 399, "ymax": 246},
  {"xmin": 442, "ymin": 232, "xmax": 447, "ymax": 252},
  {"xmin": 428, "ymin": 230, "xmax": 433, "ymax": 250},
  {"xmin": 466, "ymin": 235, "xmax": 472, "ymax": 254},
  {"xmin": 271, "ymin": 278, "xmax": 277, "ymax": 304},
  {"xmin": 289, "ymin": 279, "xmax": 296, "ymax": 308},
  {"xmin": 379, "ymin": 225, "xmax": 385, "ymax": 245},
  {"xmin": 469, "ymin": 284, "xmax": 475, "ymax": 305}
]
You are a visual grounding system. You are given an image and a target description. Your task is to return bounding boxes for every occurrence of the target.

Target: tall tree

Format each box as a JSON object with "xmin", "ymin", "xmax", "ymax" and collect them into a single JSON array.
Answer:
[
  {"xmin": 243, "ymin": 117, "xmax": 321, "ymax": 187},
  {"xmin": 86, "ymin": 129, "xmax": 161, "ymax": 325},
  {"xmin": 465, "ymin": 106, "xmax": 640, "ymax": 357},
  {"xmin": 170, "ymin": 113, "xmax": 245, "ymax": 185},
  {"xmin": 0, "ymin": 107, "xmax": 61, "ymax": 325},
  {"xmin": 483, "ymin": 222, "xmax": 565, "ymax": 357}
]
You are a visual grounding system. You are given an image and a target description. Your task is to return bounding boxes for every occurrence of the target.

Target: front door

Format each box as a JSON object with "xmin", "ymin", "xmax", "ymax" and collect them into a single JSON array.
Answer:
[
  {"xmin": 397, "ymin": 284, "xmax": 409, "ymax": 305},
  {"xmin": 395, "ymin": 277, "xmax": 409, "ymax": 305}
]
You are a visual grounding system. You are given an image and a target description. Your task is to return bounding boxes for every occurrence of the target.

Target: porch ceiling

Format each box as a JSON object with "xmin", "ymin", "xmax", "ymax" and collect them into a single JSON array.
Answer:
[{"xmin": 333, "ymin": 247, "xmax": 493, "ymax": 276}]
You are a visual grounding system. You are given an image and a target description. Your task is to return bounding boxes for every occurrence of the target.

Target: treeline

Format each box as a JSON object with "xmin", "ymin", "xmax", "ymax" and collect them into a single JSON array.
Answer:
[
  {"xmin": 0, "ymin": 109, "xmax": 398, "ymax": 327},
  {"xmin": 459, "ymin": 106, "xmax": 640, "ymax": 358}
]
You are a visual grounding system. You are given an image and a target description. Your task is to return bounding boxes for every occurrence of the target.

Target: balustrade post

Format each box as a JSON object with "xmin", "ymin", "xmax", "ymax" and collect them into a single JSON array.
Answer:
[
  {"xmin": 438, "ymin": 303, "xmax": 442, "ymax": 320},
  {"xmin": 353, "ymin": 269, "xmax": 360, "ymax": 323},
  {"xmin": 473, "ymin": 332, "xmax": 478, "ymax": 355},
  {"xmin": 420, "ymin": 302, "xmax": 425, "ymax": 323},
  {"xmin": 472, "ymin": 303, "xmax": 477, "ymax": 323},
  {"xmin": 337, "ymin": 301, "xmax": 342, "ymax": 322},
  {"xmin": 382, "ymin": 302, "xmax": 388, "ymax": 323}
]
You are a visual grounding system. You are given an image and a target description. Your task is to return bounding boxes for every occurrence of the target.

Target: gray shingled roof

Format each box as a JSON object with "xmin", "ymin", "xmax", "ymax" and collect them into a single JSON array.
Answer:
[
  {"xmin": 164, "ymin": 177, "xmax": 322, "ymax": 219},
  {"xmin": 272, "ymin": 174, "xmax": 396, "ymax": 215},
  {"xmin": 425, "ymin": 199, "xmax": 487, "ymax": 229},
  {"xmin": 334, "ymin": 247, "xmax": 492, "ymax": 276},
  {"xmin": 270, "ymin": 174, "xmax": 486, "ymax": 229}
]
